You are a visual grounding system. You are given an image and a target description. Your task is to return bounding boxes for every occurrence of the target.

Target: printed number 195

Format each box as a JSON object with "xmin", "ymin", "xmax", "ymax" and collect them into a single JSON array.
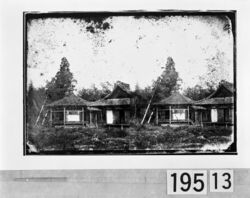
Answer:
[{"xmin": 167, "ymin": 170, "xmax": 207, "ymax": 195}]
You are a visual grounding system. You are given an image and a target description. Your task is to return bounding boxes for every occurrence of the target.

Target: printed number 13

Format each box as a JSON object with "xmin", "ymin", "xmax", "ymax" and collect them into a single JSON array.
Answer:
[
  {"xmin": 212, "ymin": 172, "xmax": 231, "ymax": 189},
  {"xmin": 210, "ymin": 170, "xmax": 233, "ymax": 192}
]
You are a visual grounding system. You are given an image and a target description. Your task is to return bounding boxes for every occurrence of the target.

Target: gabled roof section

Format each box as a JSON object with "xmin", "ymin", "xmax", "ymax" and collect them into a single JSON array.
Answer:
[
  {"xmin": 104, "ymin": 81, "xmax": 132, "ymax": 99},
  {"xmin": 46, "ymin": 94, "xmax": 89, "ymax": 107},
  {"xmin": 90, "ymin": 98, "xmax": 131, "ymax": 107},
  {"xmin": 222, "ymin": 81, "xmax": 234, "ymax": 93},
  {"xmin": 195, "ymin": 97, "xmax": 233, "ymax": 105},
  {"xmin": 208, "ymin": 81, "xmax": 234, "ymax": 99},
  {"xmin": 194, "ymin": 81, "xmax": 234, "ymax": 105},
  {"xmin": 90, "ymin": 81, "xmax": 132, "ymax": 107},
  {"xmin": 154, "ymin": 92, "xmax": 194, "ymax": 105}
]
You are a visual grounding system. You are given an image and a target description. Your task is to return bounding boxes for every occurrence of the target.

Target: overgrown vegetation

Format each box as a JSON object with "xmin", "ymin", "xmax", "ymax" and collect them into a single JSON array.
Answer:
[{"xmin": 27, "ymin": 125, "xmax": 233, "ymax": 153}]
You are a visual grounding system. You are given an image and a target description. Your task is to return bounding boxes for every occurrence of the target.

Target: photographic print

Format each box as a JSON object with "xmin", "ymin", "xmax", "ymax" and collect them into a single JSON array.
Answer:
[{"xmin": 24, "ymin": 11, "xmax": 236, "ymax": 155}]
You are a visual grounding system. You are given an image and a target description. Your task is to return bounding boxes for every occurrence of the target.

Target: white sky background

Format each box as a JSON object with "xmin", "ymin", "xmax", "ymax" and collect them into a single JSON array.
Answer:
[{"xmin": 27, "ymin": 15, "xmax": 234, "ymax": 92}]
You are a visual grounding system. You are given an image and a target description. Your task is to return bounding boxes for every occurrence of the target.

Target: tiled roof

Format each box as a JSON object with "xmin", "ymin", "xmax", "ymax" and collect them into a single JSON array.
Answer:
[
  {"xmin": 195, "ymin": 81, "xmax": 234, "ymax": 105},
  {"xmin": 154, "ymin": 92, "xmax": 193, "ymax": 105},
  {"xmin": 46, "ymin": 94, "xmax": 89, "ymax": 107},
  {"xmin": 221, "ymin": 81, "xmax": 234, "ymax": 93},
  {"xmin": 90, "ymin": 98, "xmax": 131, "ymax": 106},
  {"xmin": 104, "ymin": 82, "xmax": 132, "ymax": 99},
  {"xmin": 195, "ymin": 97, "xmax": 233, "ymax": 105}
]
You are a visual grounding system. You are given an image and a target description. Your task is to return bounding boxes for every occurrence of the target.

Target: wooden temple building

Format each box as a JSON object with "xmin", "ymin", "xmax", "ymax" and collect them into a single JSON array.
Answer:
[
  {"xmin": 193, "ymin": 81, "xmax": 234, "ymax": 126},
  {"xmin": 45, "ymin": 80, "xmax": 234, "ymax": 128},
  {"xmin": 46, "ymin": 93, "xmax": 102, "ymax": 127},
  {"xmin": 153, "ymin": 81, "xmax": 234, "ymax": 126},
  {"xmin": 90, "ymin": 81, "xmax": 135, "ymax": 127},
  {"xmin": 153, "ymin": 92, "xmax": 194, "ymax": 125}
]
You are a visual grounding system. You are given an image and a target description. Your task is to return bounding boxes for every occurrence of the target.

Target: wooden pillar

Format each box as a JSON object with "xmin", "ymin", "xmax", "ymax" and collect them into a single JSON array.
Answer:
[
  {"xmin": 50, "ymin": 108, "xmax": 53, "ymax": 126},
  {"xmin": 90, "ymin": 110, "xmax": 92, "ymax": 126},
  {"xmin": 63, "ymin": 107, "xmax": 66, "ymax": 126},
  {"xmin": 169, "ymin": 106, "xmax": 171, "ymax": 124},
  {"xmin": 105, "ymin": 110, "xmax": 108, "ymax": 124},
  {"xmin": 82, "ymin": 107, "xmax": 85, "ymax": 126},
  {"xmin": 195, "ymin": 111, "xmax": 198, "ymax": 124},
  {"xmin": 224, "ymin": 109, "xmax": 226, "ymax": 123},
  {"xmin": 201, "ymin": 111, "xmax": 203, "ymax": 128},
  {"xmin": 100, "ymin": 111, "xmax": 103, "ymax": 122},
  {"xmin": 95, "ymin": 113, "xmax": 98, "ymax": 127},
  {"xmin": 156, "ymin": 107, "xmax": 159, "ymax": 125},
  {"xmin": 187, "ymin": 105, "xmax": 190, "ymax": 124}
]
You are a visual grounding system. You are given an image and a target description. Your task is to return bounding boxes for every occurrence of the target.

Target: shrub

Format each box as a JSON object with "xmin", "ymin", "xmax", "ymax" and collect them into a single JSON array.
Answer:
[
  {"xmin": 46, "ymin": 128, "xmax": 83, "ymax": 150},
  {"xmin": 104, "ymin": 127, "xmax": 129, "ymax": 138},
  {"xmin": 186, "ymin": 126, "xmax": 202, "ymax": 133},
  {"xmin": 129, "ymin": 118, "xmax": 141, "ymax": 128},
  {"xmin": 104, "ymin": 137, "xmax": 129, "ymax": 150},
  {"xmin": 26, "ymin": 126, "xmax": 51, "ymax": 149},
  {"xmin": 26, "ymin": 124, "xmax": 233, "ymax": 152},
  {"xmin": 202, "ymin": 126, "xmax": 232, "ymax": 136},
  {"xmin": 173, "ymin": 125, "xmax": 190, "ymax": 132},
  {"xmin": 28, "ymin": 127, "xmax": 83, "ymax": 150},
  {"xmin": 133, "ymin": 131, "xmax": 158, "ymax": 149},
  {"xmin": 184, "ymin": 126, "xmax": 232, "ymax": 137}
]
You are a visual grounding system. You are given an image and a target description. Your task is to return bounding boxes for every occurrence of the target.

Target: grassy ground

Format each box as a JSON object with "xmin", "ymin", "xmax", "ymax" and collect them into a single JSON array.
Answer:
[{"xmin": 27, "ymin": 124, "xmax": 234, "ymax": 153}]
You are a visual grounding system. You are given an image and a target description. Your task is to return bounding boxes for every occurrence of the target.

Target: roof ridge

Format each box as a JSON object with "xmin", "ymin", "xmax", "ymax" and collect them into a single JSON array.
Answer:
[
  {"xmin": 156, "ymin": 92, "xmax": 194, "ymax": 105},
  {"xmin": 205, "ymin": 82, "xmax": 233, "ymax": 100},
  {"xmin": 46, "ymin": 94, "xmax": 89, "ymax": 107},
  {"xmin": 115, "ymin": 83, "xmax": 131, "ymax": 93}
]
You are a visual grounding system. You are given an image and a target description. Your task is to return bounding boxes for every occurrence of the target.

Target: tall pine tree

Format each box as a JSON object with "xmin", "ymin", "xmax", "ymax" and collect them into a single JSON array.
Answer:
[
  {"xmin": 46, "ymin": 57, "xmax": 76, "ymax": 102},
  {"xmin": 154, "ymin": 57, "xmax": 181, "ymax": 101}
]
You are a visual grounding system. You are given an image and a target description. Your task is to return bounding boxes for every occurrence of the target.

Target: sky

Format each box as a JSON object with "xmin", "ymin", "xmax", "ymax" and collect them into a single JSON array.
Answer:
[{"xmin": 27, "ymin": 14, "xmax": 234, "ymax": 92}]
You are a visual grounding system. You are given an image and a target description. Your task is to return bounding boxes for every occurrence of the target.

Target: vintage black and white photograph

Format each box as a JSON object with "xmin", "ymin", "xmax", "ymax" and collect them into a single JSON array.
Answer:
[{"xmin": 24, "ymin": 11, "xmax": 236, "ymax": 155}]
